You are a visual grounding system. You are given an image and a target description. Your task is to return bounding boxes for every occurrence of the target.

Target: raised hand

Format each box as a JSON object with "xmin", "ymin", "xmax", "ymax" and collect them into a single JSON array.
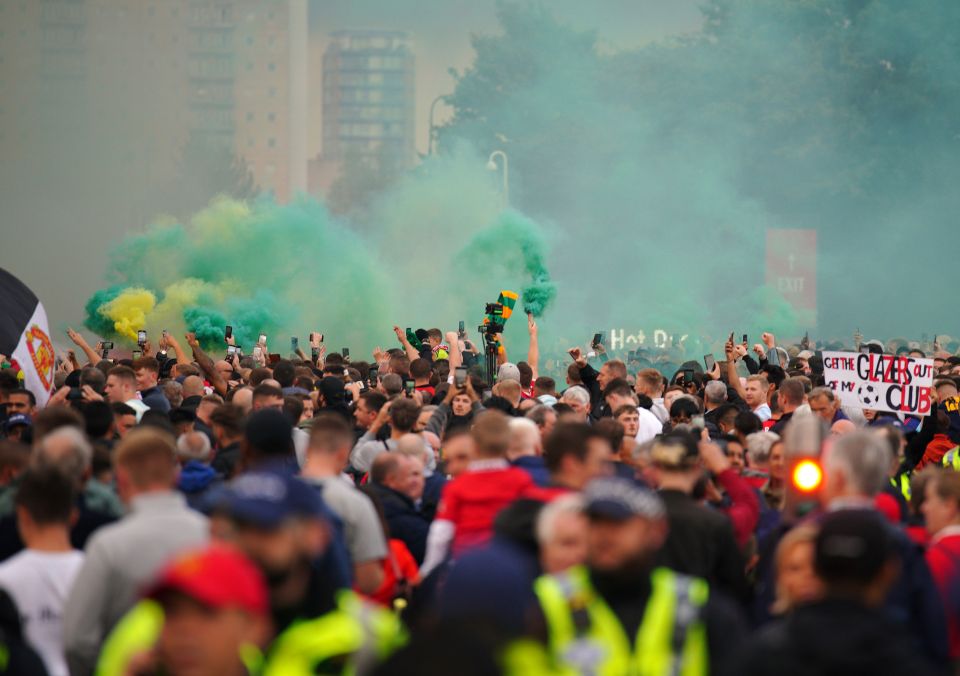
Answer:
[
  {"xmin": 66, "ymin": 328, "xmax": 89, "ymax": 347},
  {"xmin": 81, "ymin": 385, "xmax": 104, "ymax": 402},
  {"xmin": 724, "ymin": 339, "xmax": 736, "ymax": 362}
]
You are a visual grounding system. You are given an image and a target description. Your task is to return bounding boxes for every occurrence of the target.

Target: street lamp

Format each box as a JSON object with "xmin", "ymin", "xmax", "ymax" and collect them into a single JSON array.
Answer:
[
  {"xmin": 487, "ymin": 150, "xmax": 508, "ymax": 207},
  {"xmin": 428, "ymin": 95, "xmax": 450, "ymax": 155}
]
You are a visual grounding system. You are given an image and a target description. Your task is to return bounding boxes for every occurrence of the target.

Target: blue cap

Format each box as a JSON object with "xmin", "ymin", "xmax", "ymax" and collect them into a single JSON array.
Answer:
[
  {"xmin": 3, "ymin": 414, "xmax": 32, "ymax": 432},
  {"xmin": 215, "ymin": 470, "xmax": 326, "ymax": 528},
  {"xmin": 584, "ymin": 477, "xmax": 664, "ymax": 521}
]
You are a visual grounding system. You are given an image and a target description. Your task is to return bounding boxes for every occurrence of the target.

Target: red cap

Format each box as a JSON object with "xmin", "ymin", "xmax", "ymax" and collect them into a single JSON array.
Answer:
[{"xmin": 147, "ymin": 545, "xmax": 268, "ymax": 616}]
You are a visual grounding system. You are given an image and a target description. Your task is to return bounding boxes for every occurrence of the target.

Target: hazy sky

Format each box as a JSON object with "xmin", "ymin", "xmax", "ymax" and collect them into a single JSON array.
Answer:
[
  {"xmin": 2, "ymin": 0, "xmax": 707, "ymax": 337},
  {"xmin": 307, "ymin": 0, "xmax": 704, "ymax": 156}
]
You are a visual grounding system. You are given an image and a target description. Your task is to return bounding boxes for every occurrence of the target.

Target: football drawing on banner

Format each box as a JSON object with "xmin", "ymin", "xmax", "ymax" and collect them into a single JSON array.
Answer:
[
  {"xmin": 0, "ymin": 268, "xmax": 55, "ymax": 408},
  {"xmin": 822, "ymin": 351, "xmax": 935, "ymax": 416}
]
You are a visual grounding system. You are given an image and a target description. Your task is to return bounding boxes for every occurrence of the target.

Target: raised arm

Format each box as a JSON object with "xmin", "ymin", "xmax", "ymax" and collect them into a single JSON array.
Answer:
[
  {"xmin": 186, "ymin": 333, "xmax": 228, "ymax": 397},
  {"xmin": 394, "ymin": 326, "xmax": 420, "ymax": 362},
  {"xmin": 161, "ymin": 332, "xmax": 192, "ymax": 367},
  {"xmin": 66, "ymin": 328, "xmax": 102, "ymax": 366},
  {"xmin": 725, "ymin": 338, "xmax": 748, "ymax": 401},
  {"xmin": 527, "ymin": 313, "xmax": 540, "ymax": 380},
  {"xmin": 444, "ymin": 331, "xmax": 462, "ymax": 370}
]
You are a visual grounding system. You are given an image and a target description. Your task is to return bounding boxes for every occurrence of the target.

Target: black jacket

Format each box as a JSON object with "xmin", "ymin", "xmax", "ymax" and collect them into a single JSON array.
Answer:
[
  {"xmin": 578, "ymin": 363, "xmax": 606, "ymax": 421},
  {"xmin": 367, "ymin": 483, "xmax": 431, "ymax": 565},
  {"xmin": 211, "ymin": 441, "xmax": 242, "ymax": 479},
  {"xmin": 751, "ymin": 508, "xmax": 948, "ymax": 666},
  {"xmin": 770, "ymin": 411, "xmax": 794, "ymax": 436},
  {"xmin": 656, "ymin": 489, "xmax": 749, "ymax": 604},
  {"xmin": 733, "ymin": 599, "xmax": 940, "ymax": 676}
]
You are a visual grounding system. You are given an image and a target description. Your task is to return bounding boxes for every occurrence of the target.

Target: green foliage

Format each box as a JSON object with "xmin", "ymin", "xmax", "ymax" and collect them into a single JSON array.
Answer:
[{"xmin": 439, "ymin": 0, "xmax": 960, "ymax": 336}]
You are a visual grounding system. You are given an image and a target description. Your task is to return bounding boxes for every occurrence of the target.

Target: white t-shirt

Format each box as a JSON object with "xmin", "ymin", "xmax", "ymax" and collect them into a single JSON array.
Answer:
[
  {"xmin": 635, "ymin": 406, "xmax": 664, "ymax": 444},
  {"xmin": 125, "ymin": 397, "xmax": 150, "ymax": 422},
  {"xmin": 753, "ymin": 403, "xmax": 772, "ymax": 422},
  {"xmin": 0, "ymin": 549, "xmax": 85, "ymax": 676}
]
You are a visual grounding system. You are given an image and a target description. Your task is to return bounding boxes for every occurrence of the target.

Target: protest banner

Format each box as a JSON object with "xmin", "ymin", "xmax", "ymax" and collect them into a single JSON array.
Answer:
[{"xmin": 822, "ymin": 351, "xmax": 935, "ymax": 416}]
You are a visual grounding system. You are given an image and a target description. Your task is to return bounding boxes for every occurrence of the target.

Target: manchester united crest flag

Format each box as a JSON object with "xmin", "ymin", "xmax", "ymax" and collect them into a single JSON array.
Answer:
[{"xmin": 0, "ymin": 268, "xmax": 54, "ymax": 407}]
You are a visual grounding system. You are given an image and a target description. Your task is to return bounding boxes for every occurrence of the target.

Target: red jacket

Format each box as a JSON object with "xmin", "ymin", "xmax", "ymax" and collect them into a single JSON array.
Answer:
[
  {"xmin": 436, "ymin": 463, "xmax": 534, "ymax": 556},
  {"xmin": 361, "ymin": 539, "xmax": 420, "ymax": 608},
  {"xmin": 925, "ymin": 528, "xmax": 960, "ymax": 658},
  {"xmin": 714, "ymin": 469, "xmax": 760, "ymax": 548},
  {"xmin": 917, "ymin": 434, "xmax": 957, "ymax": 471}
]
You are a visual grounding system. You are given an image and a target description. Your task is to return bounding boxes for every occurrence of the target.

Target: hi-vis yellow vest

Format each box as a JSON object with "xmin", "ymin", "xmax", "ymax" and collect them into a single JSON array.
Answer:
[
  {"xmin": 96, "ymin": 590, "xmax": 403, "ymax": 676},
  {"xmin": 534, "ymin": 566, "xmax": 709, "ymax": 676},
  {"xmin": 942, "ymin": 446, "xmax": 960, "ymax": 472},
  {"xmin": 263, "ymin": 589, "xmax": 405, "ymax": 675}
]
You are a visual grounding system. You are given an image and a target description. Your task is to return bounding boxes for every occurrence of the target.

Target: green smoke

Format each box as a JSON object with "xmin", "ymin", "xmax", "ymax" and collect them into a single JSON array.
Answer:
[
  {"xmin": 455, "ymin": 210, "xmax": 557, "ymax": 317},
  {"xmin": 84, "ymin": 196, "xmax": 392, "ymax": 352},
  {"xmin": 83, "ymin": 286, "xmax": 124, "ymax": 338},
  {"xmin": 82, "ymin": 179, "xmax": 560, "ymax": 355},
  {"xmin": 435, "ymin": 1, "xmax": 960, "ymax": 343}
]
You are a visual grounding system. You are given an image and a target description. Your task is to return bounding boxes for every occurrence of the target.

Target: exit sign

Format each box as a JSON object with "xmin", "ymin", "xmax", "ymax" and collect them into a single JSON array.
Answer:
[{"xmin": 766, "ymin": 229, "xmax": 817, "ymax": 327}]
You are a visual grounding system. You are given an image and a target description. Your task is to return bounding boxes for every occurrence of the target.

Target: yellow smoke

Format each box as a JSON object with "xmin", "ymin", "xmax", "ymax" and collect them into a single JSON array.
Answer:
[
  {"xmin": 99, "ymin": 288, "xmax": 156, "ymax": 340},
  {"xmin": 149, "ymin": 278, "xmax": 239, "ymax": 336}
]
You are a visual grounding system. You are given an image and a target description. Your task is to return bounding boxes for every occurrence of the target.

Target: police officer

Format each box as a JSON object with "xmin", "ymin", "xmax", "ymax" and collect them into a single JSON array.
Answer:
[
  {"xmin": 96, "ymin": 469, "xmax": 405, "ymax": 675},
  {"xmin": 216, "ymin": 469, "xmax": 406, "ymax": 675},
  {"xmin": 532, "ymin": 477, "xmax": 745, "ymax": 676}
]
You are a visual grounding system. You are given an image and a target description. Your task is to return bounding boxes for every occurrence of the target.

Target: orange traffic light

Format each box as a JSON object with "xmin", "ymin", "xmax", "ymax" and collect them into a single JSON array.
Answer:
[{"xmin": 792, "ymin": 459, "xmax": 823, "ymax": 493}]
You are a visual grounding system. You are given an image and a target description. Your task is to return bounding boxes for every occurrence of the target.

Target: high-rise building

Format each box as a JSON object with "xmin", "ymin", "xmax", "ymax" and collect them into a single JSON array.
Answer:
[
  {"xmin": 310, "ymin": 29, "xmax": 415, "ymax": 196},
  {"xmin": 0, "ymin": 0, "xmax": 307, "ymax": 202}
]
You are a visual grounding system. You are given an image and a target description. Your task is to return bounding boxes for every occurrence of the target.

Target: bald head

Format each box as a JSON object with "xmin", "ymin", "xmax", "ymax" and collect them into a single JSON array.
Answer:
[
  {"xmin": 181, "ymin": 375, "xmax": 205, "ymax": 399},
  {"xmin": 508, "ymin": 417, "xmax": 542, "ymax": 460},
  {"xmin": 396, "ymin": 433, "xmax": 428, "ymax": 464},
  {"xmin": 35, "ymin": 426, "xmax": 92, "ymax": 485},
  {"xmin": 176, "ymin": 431, "xmax": 212, "ymax": 463},
  {"xmin": 830, "ymin": 419, "xmax": 857, "ymax": 437},
  {"xmin": 232, "ymin": 387, "xmax": 253, "ymax": 414}
]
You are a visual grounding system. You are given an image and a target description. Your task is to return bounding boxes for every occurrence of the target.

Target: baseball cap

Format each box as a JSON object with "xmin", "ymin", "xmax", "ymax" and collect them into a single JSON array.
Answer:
[
  {"xmin": 3, "ymin": 414, "xmax": 31, "ymax": 432},
  {"xmin": 146, "ymin": 545, "xmax": 268, "ymax": 616},
  {"xmin": 214, "ymin": 469, "xmax": 326, "ymax": 528},
  {"xmin": 815, "ymin": 510, "xmax": 892, "ymax": 584},
  {"xmin": 584, "ymin": 477, "xmax": 665, "ymax": 521},
  {"xmin": 498, "ymin": 362, "xmax": 521, "ymax": 383},
  {"xmin": 797, "ymin": 350, "xmax": 815, "ymax": 360}
]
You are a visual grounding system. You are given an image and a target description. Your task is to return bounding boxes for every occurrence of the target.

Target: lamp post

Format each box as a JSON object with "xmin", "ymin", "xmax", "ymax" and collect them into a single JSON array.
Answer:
[
  {"xmin": 486, "ymin": 150, "xmax": 509, "ymax": 207},
  {"xmin": 428, "ymin": 95, "xmax": 449, "ymax": 155}
]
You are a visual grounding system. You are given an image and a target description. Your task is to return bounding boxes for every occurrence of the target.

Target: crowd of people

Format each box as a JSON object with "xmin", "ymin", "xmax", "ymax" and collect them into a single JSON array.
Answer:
[{"xmin": 0, "ymin": 319, "xmax": 959, "ymax": 675}]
